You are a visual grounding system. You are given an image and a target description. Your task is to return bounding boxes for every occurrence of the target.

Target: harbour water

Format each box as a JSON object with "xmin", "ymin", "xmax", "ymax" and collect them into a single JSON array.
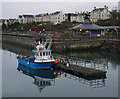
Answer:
[{"xmin": 1, "ymin": 47, "xmax": 119, "ymax": 97}]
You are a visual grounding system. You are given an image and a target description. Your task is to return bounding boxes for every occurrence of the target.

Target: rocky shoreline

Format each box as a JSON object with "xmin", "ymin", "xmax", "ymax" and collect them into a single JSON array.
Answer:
[{"xmin": 101, "ymin": 40, "xmax": 120, "ymax": 54}]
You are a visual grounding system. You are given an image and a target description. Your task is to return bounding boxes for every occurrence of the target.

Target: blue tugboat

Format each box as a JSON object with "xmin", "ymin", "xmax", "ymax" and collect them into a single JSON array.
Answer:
[{"xmin": 17, "ymin": 41, "xmax": 55, "ymax": 69}]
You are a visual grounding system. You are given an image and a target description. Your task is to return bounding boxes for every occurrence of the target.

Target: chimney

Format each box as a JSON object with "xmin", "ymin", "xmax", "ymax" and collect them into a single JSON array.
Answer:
[
  {"xmin": 104, "ymin": 5, "xmax": 107, "ymax": 8},
  {"xmin": 94, "ymin": 6, "xmax": 96, "ymax": 10}
]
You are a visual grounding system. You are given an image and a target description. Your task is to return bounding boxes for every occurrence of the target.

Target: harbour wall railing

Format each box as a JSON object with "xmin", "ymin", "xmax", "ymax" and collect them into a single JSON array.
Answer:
[{"xmin": 1, "ymin": 33, "xmax": 120, "ymax": 52}]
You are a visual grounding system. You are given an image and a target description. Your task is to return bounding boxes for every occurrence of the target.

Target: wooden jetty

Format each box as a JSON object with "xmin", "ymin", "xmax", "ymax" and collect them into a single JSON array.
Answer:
[{"xmin": 54, "ymin": 63, "xmax": 107, "ymax": 79}]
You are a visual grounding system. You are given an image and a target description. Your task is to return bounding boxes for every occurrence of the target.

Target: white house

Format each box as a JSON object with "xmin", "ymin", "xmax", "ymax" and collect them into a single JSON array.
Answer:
[
  {"xmin": 49, "ymin": 11, "xmax": 65, "ymax": 25},
  {"xmin": 90, "ymin": 5, "xmax": 111, "ymax": 22},
  {"xmin": 18, "ymin": 15, "xmax": 34, "ymax": 24}
]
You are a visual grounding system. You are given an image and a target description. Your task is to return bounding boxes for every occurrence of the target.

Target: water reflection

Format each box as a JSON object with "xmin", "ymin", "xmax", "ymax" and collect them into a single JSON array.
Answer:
[
  {"xmin": 53, "ymin": 53, "xmax": 108, "ymax": 89},
  {"xmin": 17, "ymin": 63, "xmax": 106, "ymax": 91},
  {"xmin": 17, "ymin": 64, "xmax": 57, "ymax": 92},
  {"xmin": 62, "ymin": 73, "xmax": 106, "ymax": 89}
]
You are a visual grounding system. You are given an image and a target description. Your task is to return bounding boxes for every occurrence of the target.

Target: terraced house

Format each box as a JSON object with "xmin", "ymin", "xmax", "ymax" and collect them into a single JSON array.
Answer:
[
  {"xmin": 35, "ymin": 13, "xmax": 49, "ymax": 23},
  {"xmin": 71, "ymin": 12, "xmax": 90, "ymax": 23},
  {"xmin": 34, "ymin": 11, "xmax": 65, "ymax": 25},
  {"xmin": 18, "ymin": 15, "xmax": 34, "ymax": 24},
  {"xmin": 90, "ymin": 5, "xmax": 111, "ymax": 22}
]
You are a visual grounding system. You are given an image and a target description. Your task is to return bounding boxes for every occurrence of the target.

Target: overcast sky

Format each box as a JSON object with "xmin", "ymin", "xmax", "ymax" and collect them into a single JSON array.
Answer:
[{"xmin": 1, "ymin": 1, "xmax": 120, "ymax": 19}]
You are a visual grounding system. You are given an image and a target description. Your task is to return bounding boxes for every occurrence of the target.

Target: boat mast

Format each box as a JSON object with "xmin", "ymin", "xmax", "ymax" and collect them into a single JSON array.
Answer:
[
  {"xmin": 47, "ymin": 15, "xmax": 53, "ymax": 50},
  {"xmin": 49, "ymin": 15, "xmax": 51, "ymax": 39}
]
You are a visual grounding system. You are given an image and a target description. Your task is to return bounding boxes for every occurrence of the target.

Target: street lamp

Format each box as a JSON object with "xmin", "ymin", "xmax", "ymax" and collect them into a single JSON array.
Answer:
[
  {"xmin": 43, "ymin": 29, "xmax": 45, "ymax": 32},
  {"xmin": 80, "ymin": 29, "xmax": 82, "ymax": 31}
]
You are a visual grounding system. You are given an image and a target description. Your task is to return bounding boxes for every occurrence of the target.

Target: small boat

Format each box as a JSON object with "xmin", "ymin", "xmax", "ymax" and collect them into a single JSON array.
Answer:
[{"xmin": 17, "ymin": 41, "xmax": 55, "ymax": 69}]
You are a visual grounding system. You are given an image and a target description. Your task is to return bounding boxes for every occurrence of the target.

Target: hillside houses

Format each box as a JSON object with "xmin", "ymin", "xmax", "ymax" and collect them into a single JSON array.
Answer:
[
  {"xmin": 18, "ymin": 11, "xmax": 65, "ymax": 25},
  {"xmin": 1, "ymin": 5, "xmax": 113, "ymax": 26}
]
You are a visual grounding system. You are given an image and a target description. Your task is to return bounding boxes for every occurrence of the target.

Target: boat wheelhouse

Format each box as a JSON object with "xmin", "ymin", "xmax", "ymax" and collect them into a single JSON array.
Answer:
[{"xmin": 32, "ymin": 50, "xmax": 53, "ymax": 62}]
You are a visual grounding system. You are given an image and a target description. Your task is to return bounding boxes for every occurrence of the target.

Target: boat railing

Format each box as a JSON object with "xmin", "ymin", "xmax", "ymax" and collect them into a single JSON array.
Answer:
[{"xmin": 35, "ymin": 52, "xmax": 54, "ymax": 60}]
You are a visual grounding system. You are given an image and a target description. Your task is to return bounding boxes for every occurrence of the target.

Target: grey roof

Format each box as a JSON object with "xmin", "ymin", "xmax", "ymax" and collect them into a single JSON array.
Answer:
[
  {"xmin": 35, "ymin": 13, "xmax": 49, "ymax": 17},
  {"xmin": 71, "ymin": 14, "xmax": 78, "ymax": 16},
  {"xmin": 103, "ymin": 26, "xmax": 120, "ymax": 29},
  {"xmin": 23, "ymin": 15, "xmax": 34, "ymax": 18},
  {"xmin": 93, "ymin": 8, "xmax": 104, "ymax": 12},
  {"xmin": 50, "ymin": 11, "xmax": 61, "ymax": 15},
  {"xmin": 35, "ymin": 14, "xmax": 42, "ymax": 17},
  {"xmin": 71, "ymin": 24, "xmax": 105, "ymax": 30}
]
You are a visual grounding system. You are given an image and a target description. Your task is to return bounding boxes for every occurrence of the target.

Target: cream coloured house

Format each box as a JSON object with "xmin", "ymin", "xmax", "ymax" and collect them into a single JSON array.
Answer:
[{"xmin": 90, "ymin": 5, "xmax": 110, "ymax": 22}]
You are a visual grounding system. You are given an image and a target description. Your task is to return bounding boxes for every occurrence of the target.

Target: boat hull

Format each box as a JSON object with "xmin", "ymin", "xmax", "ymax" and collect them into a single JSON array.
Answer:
[
  {"xmin": 18, "ymin": 64, "xmax": 55, "ymax": 79},
  {"xmin": 17, "ymin": 58, "xmax": 55, "ymax": 69}
]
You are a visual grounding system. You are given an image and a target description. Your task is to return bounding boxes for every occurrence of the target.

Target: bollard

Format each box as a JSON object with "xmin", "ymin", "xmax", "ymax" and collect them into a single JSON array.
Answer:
[
  {"xmin": 66, "ymin": 62, "xmax": 69, "ymax": 67},
  {"xmin": 55, "ymin": 59, "xmax": 58, "ymax": 64}
]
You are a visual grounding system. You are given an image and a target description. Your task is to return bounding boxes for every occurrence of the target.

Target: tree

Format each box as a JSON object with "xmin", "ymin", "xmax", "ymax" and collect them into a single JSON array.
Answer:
[{"xmin": 2, "ymin": 23, "xmax": 7, "ymax": 31}]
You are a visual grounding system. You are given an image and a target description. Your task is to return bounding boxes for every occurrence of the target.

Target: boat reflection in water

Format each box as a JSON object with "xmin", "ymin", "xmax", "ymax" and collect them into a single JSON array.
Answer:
[{"xmin": 17, "ymin": 64, "xmax": 58, "ymax": 92}]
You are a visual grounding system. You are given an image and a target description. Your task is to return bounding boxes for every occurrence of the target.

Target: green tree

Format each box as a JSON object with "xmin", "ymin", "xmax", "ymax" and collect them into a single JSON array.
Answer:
[{"xmin": 2, "ymin": 23, "xmax": 7, "ymax": 31}]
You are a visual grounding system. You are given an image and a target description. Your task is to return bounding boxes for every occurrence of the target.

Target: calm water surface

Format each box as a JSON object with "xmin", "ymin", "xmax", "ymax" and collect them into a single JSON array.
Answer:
[{"xmin": 2, "ymin": 48, "xmax": 119, "ymax": 97}]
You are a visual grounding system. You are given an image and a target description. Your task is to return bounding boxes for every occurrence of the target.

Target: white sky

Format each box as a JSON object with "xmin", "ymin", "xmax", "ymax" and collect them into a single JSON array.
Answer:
[
  {"xmin": 1, "ymin": 0, "xmax": 120, "ymax": 19},
  {"xmin": 1, "ymin": 0, "xmax": 120, "ymax": 2}
]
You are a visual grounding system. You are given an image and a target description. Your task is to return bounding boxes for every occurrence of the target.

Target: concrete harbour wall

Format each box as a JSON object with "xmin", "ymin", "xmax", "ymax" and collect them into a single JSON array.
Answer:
[{"xmin": 2, "ymin": 35, "xmax": 120, "ymax": 54}]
